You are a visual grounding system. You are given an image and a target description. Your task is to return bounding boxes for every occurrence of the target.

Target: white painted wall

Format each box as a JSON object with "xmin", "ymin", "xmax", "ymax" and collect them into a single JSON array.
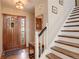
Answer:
[
  {"xmin": 35, "ymin": 0, "xmax": 48, "ymax": 50},
  {"xmin": 48, "ymin": 0, "xmax": 75, "ymax": 45},
  {"xmin": 35, "ymin": 0, "xmax": 48, "ymax": 26},
  {"xmin": 35, "ymin": 0, "xmax": 75, "ymax": 47},
  {"xmin": 0, "ymin": 0, "xmax": 3, "ymax": 57},
  {"xmin": 35, "ymin": 0, "xmax": 48, "ymax": 59}
]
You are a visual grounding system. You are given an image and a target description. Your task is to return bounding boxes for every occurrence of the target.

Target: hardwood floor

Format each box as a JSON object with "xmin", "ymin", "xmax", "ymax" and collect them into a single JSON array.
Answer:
[{"xmin": 1, "ymin": 49, "xmax": 34, "ymax": 59}]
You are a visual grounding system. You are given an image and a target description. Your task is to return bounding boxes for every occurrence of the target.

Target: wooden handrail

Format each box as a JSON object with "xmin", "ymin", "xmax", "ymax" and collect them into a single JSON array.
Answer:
[{"xmin": 39, "ymin": 26, "xmax": 47, "ymax": 37}]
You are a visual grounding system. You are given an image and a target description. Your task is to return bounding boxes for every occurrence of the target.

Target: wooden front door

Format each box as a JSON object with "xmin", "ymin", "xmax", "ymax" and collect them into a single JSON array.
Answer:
[{"xmin": 3, "ymin": 14, "xmax": 26, "ymax": 51}]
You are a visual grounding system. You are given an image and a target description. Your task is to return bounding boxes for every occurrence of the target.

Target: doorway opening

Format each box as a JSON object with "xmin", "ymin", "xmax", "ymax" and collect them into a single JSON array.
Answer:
[{"xmin": 3, "ymin": 14, "xmax": 26, "ymax": 52}]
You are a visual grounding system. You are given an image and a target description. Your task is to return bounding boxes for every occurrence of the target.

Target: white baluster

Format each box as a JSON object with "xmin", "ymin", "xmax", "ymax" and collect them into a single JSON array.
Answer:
[
  {"xmin": 35, "ymin": 32, "xmax": 39, "ymax": 59},
  {"xmin": 40, "ymin": 35, "xmax": 42, "ymax": 56}
]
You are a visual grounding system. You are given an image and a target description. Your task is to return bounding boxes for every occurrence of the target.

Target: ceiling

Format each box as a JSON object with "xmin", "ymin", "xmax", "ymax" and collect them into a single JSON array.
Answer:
[{"xmin": 1, "ymin": 0, "xmax": 35, "ymax": 13}]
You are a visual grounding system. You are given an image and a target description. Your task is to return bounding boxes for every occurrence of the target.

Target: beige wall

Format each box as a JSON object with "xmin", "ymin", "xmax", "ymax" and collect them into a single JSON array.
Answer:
[
  {"xmin": 1, "ymin": 6, "xmax": 35, "ymax": 47},
  {"xmin": 29, "ymin": 13, "xmax": 35, "ymax": 42},
  {"xmin": 0, "ymin": 0, "xmax": 3, "ymax": 57}
]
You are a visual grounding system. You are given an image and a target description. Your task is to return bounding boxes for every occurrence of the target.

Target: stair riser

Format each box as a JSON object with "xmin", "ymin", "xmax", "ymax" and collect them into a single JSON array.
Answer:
[
  {"xmin": 51, "ymin": 46, "xmax": 79, "ymax": 59},
  {"xmin": 59, "ymin": 32, "xmax": 79, "ymax": 38},
  {"xmin": 71, "ymin": 11, "xmax": 79, "ymax": 14},
  {"xmin": 66, "ymin": 20, "xmax": 79, "ymax": 23},
  {"xmin": 55, "ymin": 43, "xmax": 79, "ymax": 54},
  {"xmin": 55, "ymin": 40, "xmax": 79, "ymax": 48},
  {"xmin": 61, "ymin": 27, "xmax": 79, "ymax": 30},
  {"xmin": 68, "ymin": 17, "xmax": 79, "ymax": 20},
  {"xmin": 57, "ymin": 37, "xmax": 79, "ymax": 44},
  {"xmin": 73, "ymin": 9, "xmax": 79, "ymax": 11},
  {"xmin": 70, "ymin": 14, "xmax": 79, "ymax": 17},
  {"xmin": 58, "ymin": 35, "xmax": 79, "ymax": 39}
]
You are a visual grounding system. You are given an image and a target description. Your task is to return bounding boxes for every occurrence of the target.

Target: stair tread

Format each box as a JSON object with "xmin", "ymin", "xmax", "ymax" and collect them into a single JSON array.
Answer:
[
  {"xmin": 71, "ymin": 10, "xmax": 79, "ymax": 14},
  {"xmin": 71, "ymin": 11, "xmax": 79, "ymax": 14},
  {"xmin": 58, "ymin": 35, "xmax": 79, "ymax": 39},
  {"xmin": 68, "ymin": 16, "xmax": 79, "ymax": 20},
  {"xmin": 61, "ymin": 30, "xmax": 79, "ymax": 32},
  {"xmin": 55, "ymin": 40, "xmax": 79, "ymax": 48},
  {"xmin": 74, "ymin": 6, "xmax": 79, "ymax": 8},
  {"xmin": 64, "ymin": 25, "xmax": 79, "ymax": 27},
  {"xmin": 74, "ymin": 8, "xmax": 79, "ymax": 10},
  {"xmin": 70, "ymin": 14, "xmax": 79, "ymax": 17},
  {"xmin": 46, "ymin": 53, "xmax": 62, "ymax": 59},
  {"xmin": 71, "ymin": 13, "xmax": 79, "ymax": 15},
  {"xmin": 51, "ymin": 46, "xmax": 79, "ymax": 59},
  {"xmin": 73, "ymin": 9, "xmax": 79, "ymax": 11},
  {"xmin": 66, "ymin": 20, "xmax": 79, "ymax": 23}
]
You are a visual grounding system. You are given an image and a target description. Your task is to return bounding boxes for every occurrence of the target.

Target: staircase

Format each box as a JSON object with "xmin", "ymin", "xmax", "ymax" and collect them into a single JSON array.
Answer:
[{"xmin": 40, "ymin": 6, "xmax": 79, "ymax": 59}]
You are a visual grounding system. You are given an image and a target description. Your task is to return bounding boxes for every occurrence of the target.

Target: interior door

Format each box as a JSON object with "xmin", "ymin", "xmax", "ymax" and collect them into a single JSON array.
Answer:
[{"xmin": 3, "ymin": 14, "xmax": 26, "ymax": 51}]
